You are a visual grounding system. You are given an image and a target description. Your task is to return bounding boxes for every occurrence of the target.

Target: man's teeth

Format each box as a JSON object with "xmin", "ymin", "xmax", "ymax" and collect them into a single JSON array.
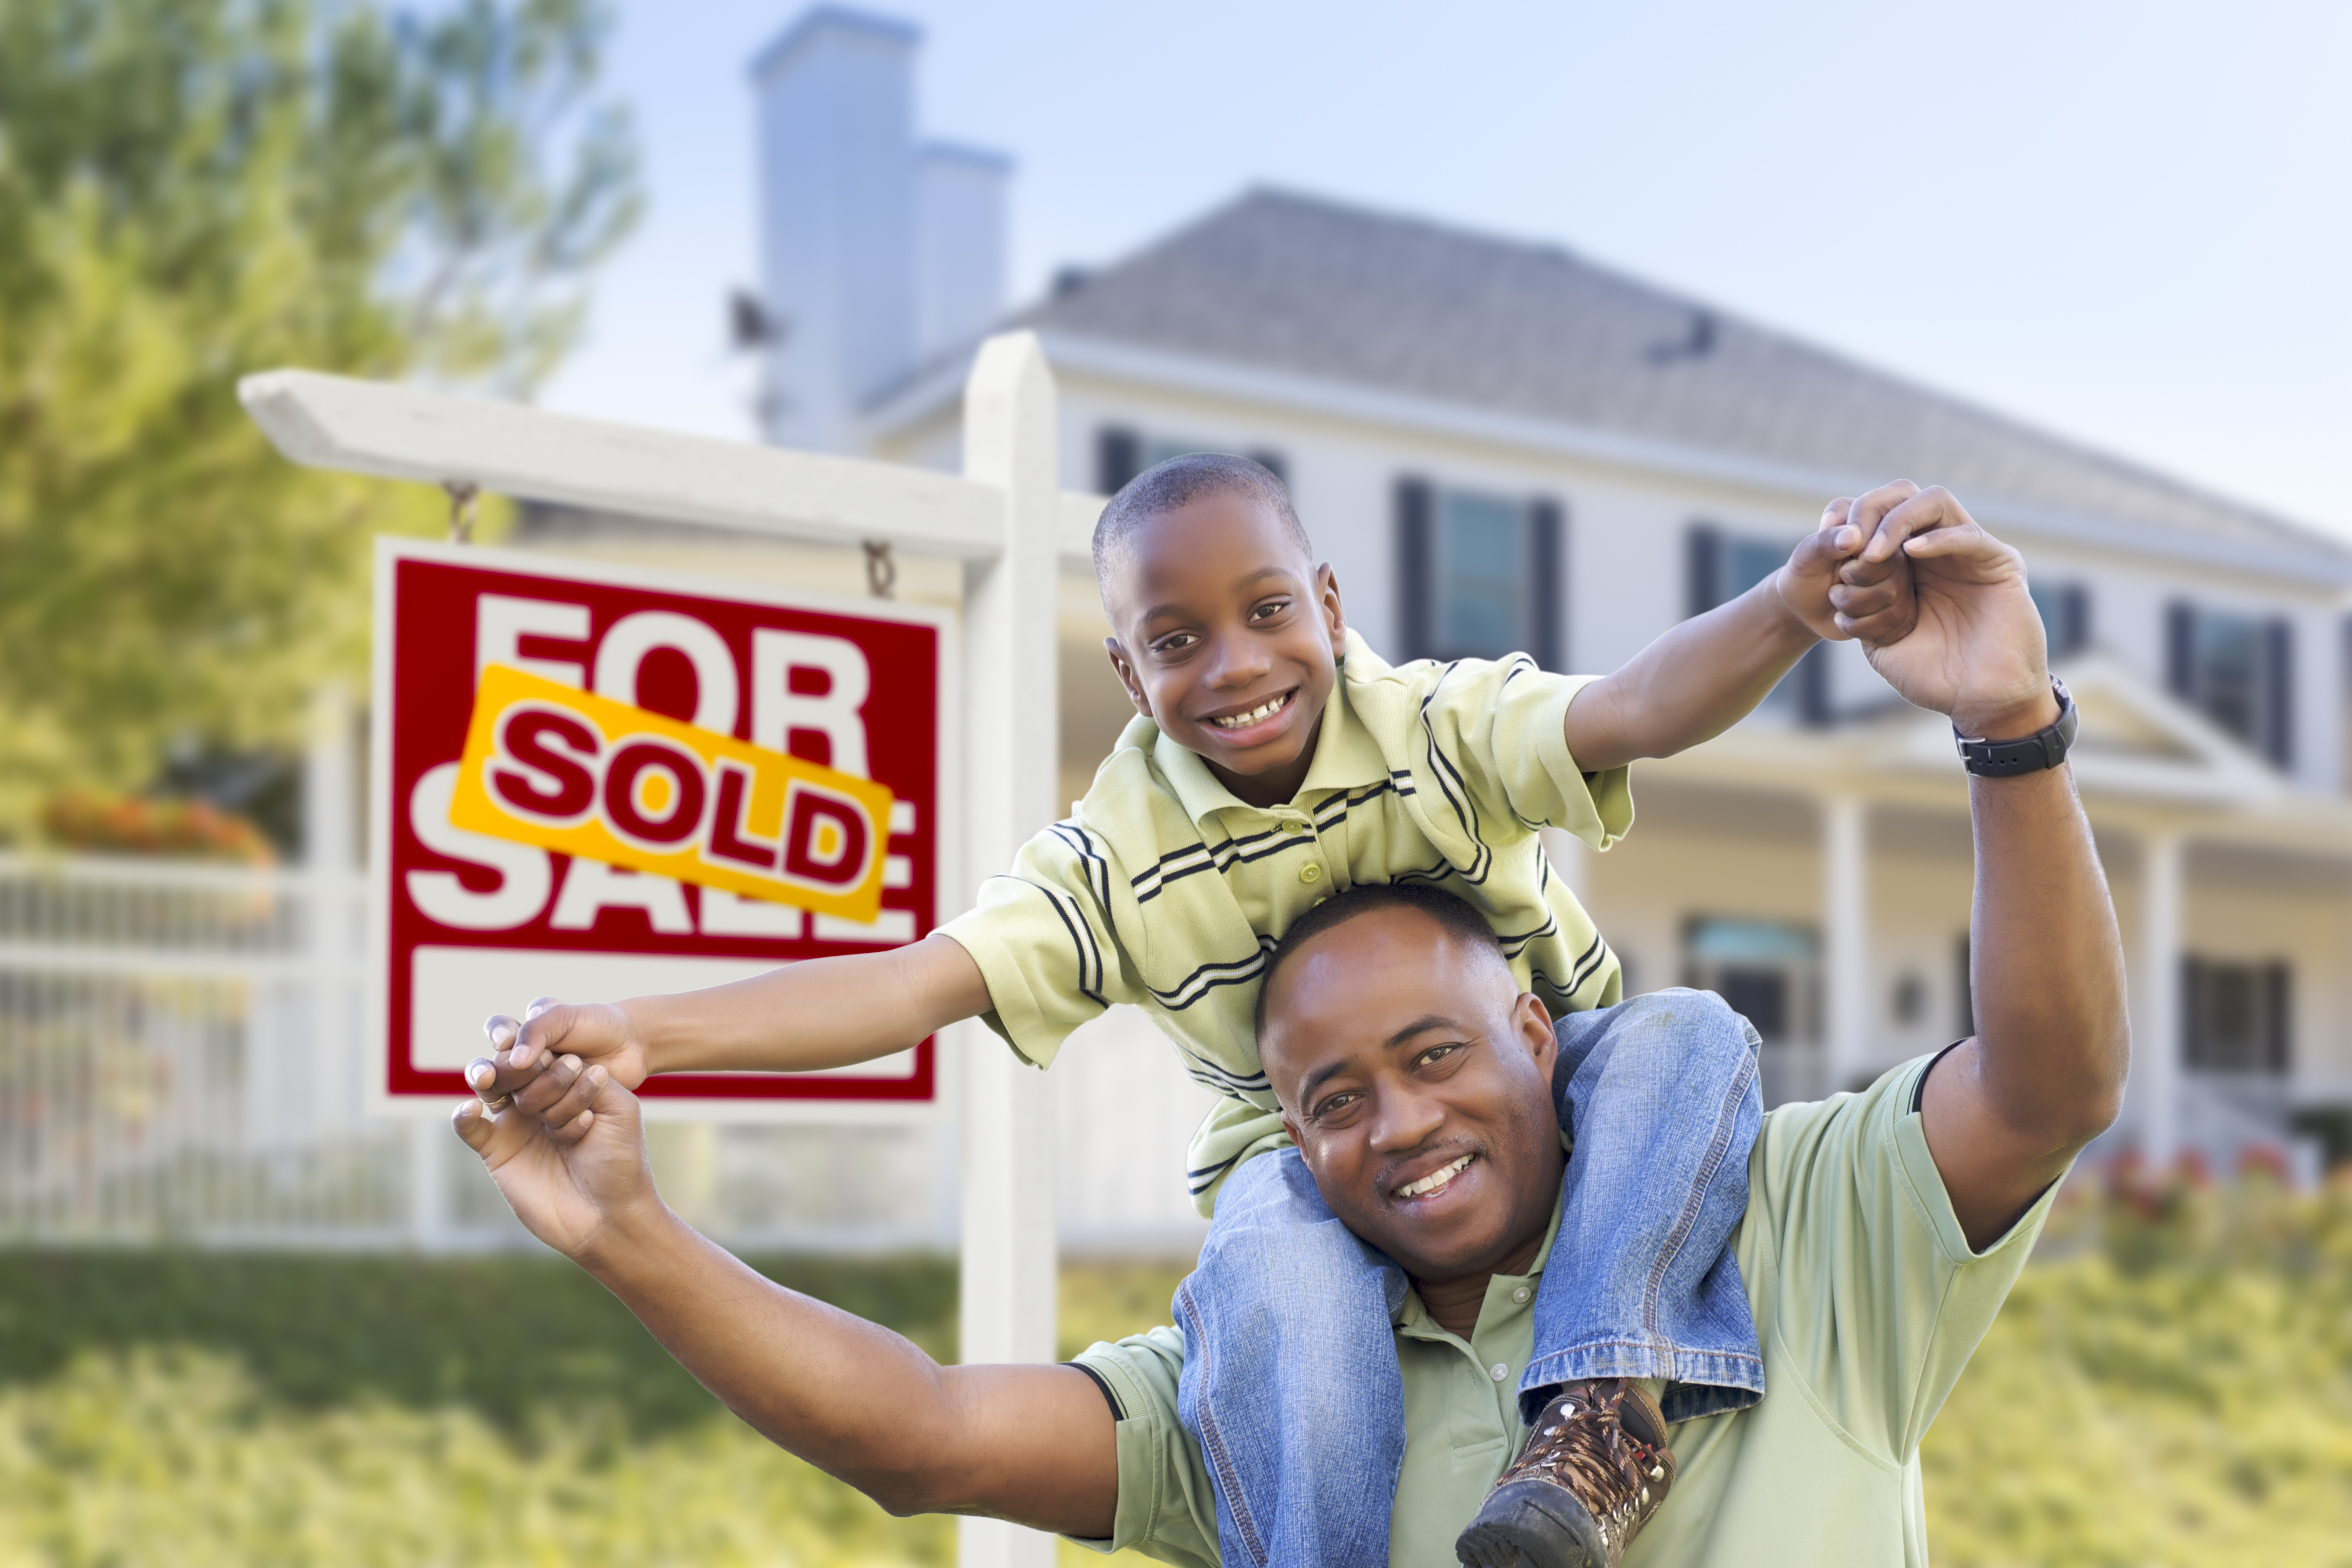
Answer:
[
  {"xmin": 1210, "ymin": 695, "xmax": 1287, "ymax": 729},
  {"xmin": 1398, "ymin": 1155, "xmax": 1473, "ymax": 1199}
]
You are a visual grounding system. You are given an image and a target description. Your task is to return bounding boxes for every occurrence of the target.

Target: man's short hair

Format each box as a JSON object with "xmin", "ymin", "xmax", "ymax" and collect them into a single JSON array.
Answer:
[
  {"xmin": 1255, "ymin": 882, "xmax": 1506, "ymax": 1034},
  {"xmin": 1091, "ymin": 452, "xmax": 1312, "ymax": 597}
]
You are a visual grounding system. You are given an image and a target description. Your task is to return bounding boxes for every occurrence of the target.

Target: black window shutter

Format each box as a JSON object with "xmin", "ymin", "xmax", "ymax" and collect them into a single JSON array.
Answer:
[
  {"xmin": 1095, "ymin": 427, "xmax": 1142, "ymax": 495},
  {"xmin": 1244, "ymin": 449, "xmax": 1288, "ymax": 487},
  {"xmin": 1529, "ymin": 496, "xmax": 1565, "ymax": 670},
  {"xmin": 2181, "ymin": 955, "xmax": 2205, "ymax": 1069},
  {"xmin": 2060, "ymin": 584, "xmax": 2091, "ymax": 656},
  {"xmin": 1796, "ymin": 643, "xmax": 1833, "ymax": 726},
  {"xmin": 1686, "ymin": 524, "xmax": 1722, "ymax": 619},
  {"xmin": 2165, "ymin": 601, "xmax": 2197, "ymax": 698},
  {"xmin": 1395, "ymin": 476, "xmax": 1434, "ymax": 662},
  {"xmin": 2263, "ymin": 962, "xmax": 2293, "ymax": 1074},
  {"xmin": 2263, "ymin": 617, "xmax": 2295, "ymax": 768}
]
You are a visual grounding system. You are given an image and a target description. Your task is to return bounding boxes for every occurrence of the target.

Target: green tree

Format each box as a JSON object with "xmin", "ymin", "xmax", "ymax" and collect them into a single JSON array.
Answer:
[{"xmin": 0, "ymin": 0, "xmax": 640, "ymax": 841}]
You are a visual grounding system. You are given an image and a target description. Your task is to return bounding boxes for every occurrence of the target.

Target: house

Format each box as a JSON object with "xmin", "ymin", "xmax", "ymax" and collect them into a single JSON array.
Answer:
[{"xmin": 518, "ymin": 8, "xmax": 2352, "ymax": 1248}]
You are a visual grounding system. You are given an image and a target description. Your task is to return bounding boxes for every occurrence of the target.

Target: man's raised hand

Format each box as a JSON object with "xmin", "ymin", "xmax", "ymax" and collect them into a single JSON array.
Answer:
[
  {"xmin": 451, "ymin": 1064, "xmax": 660, "ymax": 1261},
  {"xmin": 1839, "ymin": 484, "xmax": 2053, "ymax": 736}
]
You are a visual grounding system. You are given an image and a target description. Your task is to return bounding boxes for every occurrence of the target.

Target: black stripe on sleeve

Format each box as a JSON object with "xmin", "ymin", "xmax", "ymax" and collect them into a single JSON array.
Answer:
[
  {"xmin": 1068, "ymin": 1361, "xmax": 1126, "ymax": 1421},
  {"xmin": 1911, "ymin": 1040, "xmax": 1967, "ymax": 1113},
  {"xmin": 1416, "ymin": 670, "xmax": 1494, "ymax": 885},
  {"xmin": 1041, "ymin": 888, "xmax": 1108, "ymax": 1008}
]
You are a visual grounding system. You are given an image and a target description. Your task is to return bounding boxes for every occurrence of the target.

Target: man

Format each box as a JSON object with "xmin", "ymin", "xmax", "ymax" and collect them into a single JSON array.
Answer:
[{"xmin": 453, "ymin": 487, "xmax": 2127, "ymax": 1567}]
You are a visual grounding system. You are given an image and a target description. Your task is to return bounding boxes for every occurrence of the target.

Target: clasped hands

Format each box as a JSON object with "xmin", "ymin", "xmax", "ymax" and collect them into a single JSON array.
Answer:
[{"xmin": 1778, "ymin": 480, "xmax": 2053, "ymax": 739}]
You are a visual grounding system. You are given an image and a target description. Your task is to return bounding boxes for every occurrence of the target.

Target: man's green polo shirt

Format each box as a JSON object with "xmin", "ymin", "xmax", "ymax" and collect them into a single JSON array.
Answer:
[
  {"xmin": 1068, "ymin": 1053, "xmax": 2062, "ymax": 1568},
  {"xmin": 939, "ymin": 631, "xmax": 1631, "ymax": 1214}
]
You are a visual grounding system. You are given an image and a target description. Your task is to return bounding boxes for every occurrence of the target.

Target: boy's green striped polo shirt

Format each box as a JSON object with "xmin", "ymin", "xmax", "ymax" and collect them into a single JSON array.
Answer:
[{"xmin": 938, "ymin": 631, "xmax": 1631, "ymax": 1214}]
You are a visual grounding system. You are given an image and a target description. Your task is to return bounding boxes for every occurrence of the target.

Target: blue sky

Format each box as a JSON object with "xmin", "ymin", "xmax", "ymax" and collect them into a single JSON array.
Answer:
[{"xmin": 540, "ymin": 0, "xmax": 2352, "ymax": 539}]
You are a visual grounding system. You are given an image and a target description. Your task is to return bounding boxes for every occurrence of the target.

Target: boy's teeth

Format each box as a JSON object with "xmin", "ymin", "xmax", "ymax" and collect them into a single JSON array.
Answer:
[
  {"xmin": 1398, "ymin": 1155, "xmax": 1472, "ymax": 1199},
  {"xmin": 1212, "ymin": 695, "xmax": 1286, "ymax": 729}
]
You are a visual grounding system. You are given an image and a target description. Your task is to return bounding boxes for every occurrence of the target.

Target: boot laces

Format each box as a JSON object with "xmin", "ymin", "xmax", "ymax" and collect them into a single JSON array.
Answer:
[{"xmin": 1503, "ymin": 1379, "xmax": 1672, "ymax": 1549}]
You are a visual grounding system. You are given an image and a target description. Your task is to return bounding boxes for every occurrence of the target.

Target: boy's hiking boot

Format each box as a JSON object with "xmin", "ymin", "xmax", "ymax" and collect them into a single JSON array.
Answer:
[{"xmin": 1453, "ymin": 1378, "xmax": 1675, "ymax": 1568}]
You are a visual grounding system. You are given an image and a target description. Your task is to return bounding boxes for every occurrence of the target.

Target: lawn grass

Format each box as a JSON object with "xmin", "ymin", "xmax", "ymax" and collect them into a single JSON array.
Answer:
[{"xmin": 2, "ymin": 1173, "xmax": 2348, "ymax": 1566}]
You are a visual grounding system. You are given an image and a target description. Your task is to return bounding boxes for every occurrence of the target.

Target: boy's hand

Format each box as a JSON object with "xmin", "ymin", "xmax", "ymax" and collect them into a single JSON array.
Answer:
[
  {"xmin": 450, "ymin": 1068, "xmax": 661, "ymax": 1262},
  {"xmin": 1775, "ymin": 489, "xmax": 1919, "ymax": 645},
  {"xmin": 1845, "ymin": 487, "xmax": 2051, "ymax": 734},
  {"xmin": 466, "ymin": 998, "xmax": 651, "ymax": 1127}
]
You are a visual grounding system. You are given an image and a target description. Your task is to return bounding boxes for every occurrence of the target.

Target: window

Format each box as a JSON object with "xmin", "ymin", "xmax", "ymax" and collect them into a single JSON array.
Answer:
[
  {"xmin": 1686, "ymin": 522, "xmax": 1827, "ymax": 720},
  {"xmin": 1096, "ymin": 426, "xmax": 1141, "ymax": 494},
  {"xmin": 1683, "ymin": 917, "xmax": 1819, "ymax": 1045},
  {"xmin": 1685, "ymin": 525, "xmax": 1786, "ymax": 618},
  {"xmin": 2028, "ymin": 580, "xmax": 2091, "ymax": 658},
  {"xmin": 2182, "ymin": 957, "xmax": 2290, "ymax": 1074},
  {"xmin": 1395, "ymin": 477, "xmax": 1564, "ymax": 667},
  {"xmin": 1093, "ymin": 426, "xmax": 1288, "ymax": 495},
  {"xmin": 2167, "ymin": 602, "xmax": 2293, "ymax": 765},
  {"xmin": 1891, "ymin": 972, "xmax": 1927, "ymax": 1025}
]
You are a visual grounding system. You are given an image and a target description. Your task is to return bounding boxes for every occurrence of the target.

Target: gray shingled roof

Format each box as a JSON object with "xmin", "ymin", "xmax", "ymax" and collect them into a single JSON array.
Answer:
[{"xmin": 1023, "ymin": 189, "xmax": 2339, "ymax": 559}]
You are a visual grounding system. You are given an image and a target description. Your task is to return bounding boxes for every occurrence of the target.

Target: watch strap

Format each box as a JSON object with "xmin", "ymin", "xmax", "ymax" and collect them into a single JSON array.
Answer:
[{"xmin": 1954, "ymin": 677, "xmax": 2076, "ymax": 777}]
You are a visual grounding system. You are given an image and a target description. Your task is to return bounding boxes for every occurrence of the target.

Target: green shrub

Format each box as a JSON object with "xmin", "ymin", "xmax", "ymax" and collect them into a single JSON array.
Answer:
[
  {"xmin": 3, "ymin": 1175, "xmax": 2348, "ymax": 1566},
  {"xmin": 0, "ymin": 1249, "xmax": 955, "ymax": 1440},
  {"xmin": 1922, "ymin": 1168, "xmax": 2352, "ymax": 1567},
  {"xmin": 0, "ymin": 1347, "xmax": 948, "ymax": 1568}
]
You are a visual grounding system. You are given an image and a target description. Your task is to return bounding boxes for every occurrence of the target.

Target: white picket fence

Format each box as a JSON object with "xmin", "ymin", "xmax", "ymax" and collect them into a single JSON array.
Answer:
[
  {"xmin": 0, "ymin": 851, "xmax": 969, "ymax": 1251},
  {"xmin": 0, "ymin": 852, "xmax": 405, "ymax": 1244},
  {"xmin": 0, "ymin": 848, "xmax": 1215, "ymax": 1254}
]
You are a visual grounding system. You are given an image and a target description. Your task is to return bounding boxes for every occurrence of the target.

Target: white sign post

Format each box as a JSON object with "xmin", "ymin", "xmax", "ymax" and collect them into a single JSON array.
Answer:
[{"xmin": 242, "ymin": 332, "xmax": 1075, "ymax": 1568}]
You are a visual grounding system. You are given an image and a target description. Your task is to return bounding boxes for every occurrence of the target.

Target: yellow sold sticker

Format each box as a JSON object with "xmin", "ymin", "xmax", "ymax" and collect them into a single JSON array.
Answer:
[{"xmin": 448, "ymin": 665, "xmax": 894, "ymax": 922}]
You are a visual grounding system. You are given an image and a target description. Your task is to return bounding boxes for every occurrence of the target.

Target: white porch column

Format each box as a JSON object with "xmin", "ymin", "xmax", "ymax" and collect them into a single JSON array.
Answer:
[
  {"xmin": 1821, "ymin": 794, "xmax": 1869, "ymax": 1096},
  {"xmin": 1540, "ymin": 826, "xmax": 1593, "ymax": 908},
  {"xmin": 2136, "ymin": 828, "xmax": 2185, "ymax": 1168},
  {"xmin": 956, "ymin": 335, "xmax": 1062, "ymax": 1568}
]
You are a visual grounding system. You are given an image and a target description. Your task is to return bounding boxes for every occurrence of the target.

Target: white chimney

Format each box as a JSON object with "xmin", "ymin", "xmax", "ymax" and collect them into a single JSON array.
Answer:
[
  {"xmin": 749, "ymin": 8, "xmax": 1008, "ymax": 453},
  {"xmin": 915, "ymin": 141, "xmax": 1012, "ymax": 367}
]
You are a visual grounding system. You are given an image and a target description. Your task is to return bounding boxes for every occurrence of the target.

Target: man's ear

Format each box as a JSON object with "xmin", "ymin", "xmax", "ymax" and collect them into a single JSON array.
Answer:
[
  {"xmin": 1317, "ymin": 564, "xmax": 1347, "ymax": 660},
  {"xmin": 1514, "ymin": 992, "xmax": 1556, "ymax": 1074},
  {"xmin": 1104, "ymin": 637, "xmax": 1152, "ymax": 719}
]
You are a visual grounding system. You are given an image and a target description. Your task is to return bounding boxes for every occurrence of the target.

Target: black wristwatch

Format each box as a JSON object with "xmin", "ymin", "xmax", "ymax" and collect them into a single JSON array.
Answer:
[{"xmin": 1954, "ymin": 677, "xmax": 2076, "ymax": 777}]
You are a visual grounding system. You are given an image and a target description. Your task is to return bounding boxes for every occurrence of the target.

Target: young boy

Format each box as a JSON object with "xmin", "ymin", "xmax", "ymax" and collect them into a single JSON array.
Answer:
[{"xmin": 473, "ymin": 456, "xmax": 1917, "ymax": 1568}]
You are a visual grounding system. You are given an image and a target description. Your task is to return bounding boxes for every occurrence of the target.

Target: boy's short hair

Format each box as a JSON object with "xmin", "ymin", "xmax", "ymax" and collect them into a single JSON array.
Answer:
[
  {"xmin": 1255, "ymin": 881, "xmax": 1508, "ymax": 1033},
  {"xmin": 1092, "ymin": 452, "xmax": 1313, "ymax": 597}
]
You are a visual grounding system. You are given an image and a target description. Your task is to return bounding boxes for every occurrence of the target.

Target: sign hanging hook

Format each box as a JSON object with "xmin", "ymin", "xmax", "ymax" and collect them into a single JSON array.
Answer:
[
  {"xmin": 444, "ymin": 481, "xmax": 480, "ymax": 544},
  {"xmin": 862, "ymin": 538, "xmax": 897, "ymax": 600}
]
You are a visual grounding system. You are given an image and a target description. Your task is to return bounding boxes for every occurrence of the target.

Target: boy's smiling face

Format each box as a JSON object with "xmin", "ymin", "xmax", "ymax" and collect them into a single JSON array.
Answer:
[{"xmin": 1101, "ymin": 489, "xmax": 1348, "ymax": 809}]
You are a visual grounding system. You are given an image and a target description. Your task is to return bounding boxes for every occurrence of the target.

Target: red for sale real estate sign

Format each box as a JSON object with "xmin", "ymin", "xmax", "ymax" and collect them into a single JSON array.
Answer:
[{"xmin": 368, "ymin": 538, "xmax": 954, "ymax": 1113}]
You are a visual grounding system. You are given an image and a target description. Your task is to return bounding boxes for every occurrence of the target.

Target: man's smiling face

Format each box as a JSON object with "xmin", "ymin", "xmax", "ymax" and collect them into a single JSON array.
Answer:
[
  {"xmin": 1260, "ymin": 903, "xmax": 1565, "ymax": 1286},
  {"xmin": 1100, "ymin": 489, "xmax": 1347, "ymax": 810}
]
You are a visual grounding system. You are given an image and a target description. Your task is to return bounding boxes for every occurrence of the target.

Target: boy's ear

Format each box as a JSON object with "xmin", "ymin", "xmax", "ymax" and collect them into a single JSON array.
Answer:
[
  {"xmin": 1317, "ymin": 564, "xmax": 1347, "ymax": 659},
  {"xmin": 1104, "ymin": 637, "xmax": 1153, "ymax": 719}
]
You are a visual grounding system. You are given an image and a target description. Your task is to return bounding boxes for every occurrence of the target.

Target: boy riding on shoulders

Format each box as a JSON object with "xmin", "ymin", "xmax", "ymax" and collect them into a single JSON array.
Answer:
[{"xmin": 473, "ymin": 460, "xmax": 1930, "ymax": 1568}]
